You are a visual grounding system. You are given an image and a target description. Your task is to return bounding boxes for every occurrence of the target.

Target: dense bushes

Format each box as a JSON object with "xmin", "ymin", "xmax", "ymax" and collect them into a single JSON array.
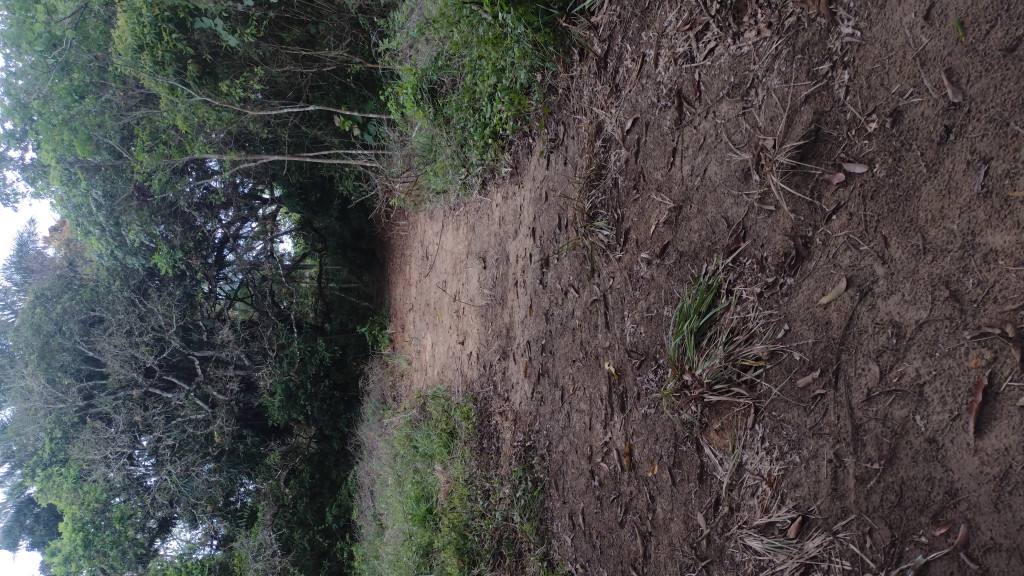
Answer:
[{"xmin": 381, "ymin": 0, "xmax": 591, "ymax": 198}]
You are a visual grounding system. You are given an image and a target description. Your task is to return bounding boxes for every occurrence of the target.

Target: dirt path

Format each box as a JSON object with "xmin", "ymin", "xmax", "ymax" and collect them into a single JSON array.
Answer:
[{"xmin": 387, "ymin": 1, "xmax": 1024, "ymax": 573}]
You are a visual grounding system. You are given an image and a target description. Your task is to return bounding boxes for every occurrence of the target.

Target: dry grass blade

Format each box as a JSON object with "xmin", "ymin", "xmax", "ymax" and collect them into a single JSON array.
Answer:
[
  {"xmin": 554, "ymin": 140, "xmax": 614, "ymax": 269},
  {"xmin": 741, "ymin": 77, "xmax": 828, "ymax": 216},
  {"xmin": 735, "ymin": 516, "xmax": 855, "ymax": 575}
]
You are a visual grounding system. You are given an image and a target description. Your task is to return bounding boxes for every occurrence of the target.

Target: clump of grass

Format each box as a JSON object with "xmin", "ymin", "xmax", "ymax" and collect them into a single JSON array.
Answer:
[
  {"xmin": 352, "ymin": 387, "xmax": 561, "ymax": 576},
  {"xmin": 757, "ymin": 135, "xmax": 816, "ymax": 214},
  {"xmin": 548, "ymin": 137, "xmax": 615, "ymax": 270},
  {"xmin": 736, "ymin": 521, "xmax": 854, "ymax": 576},
  {"xmin": 554, "ymin": 182, "xmax": 613, "ymax": 270},
  {"xmin": 662, "ymin": 261, "xmax": 779, "ymax": 424},
  {"xmin": 379, "ymin": 0, "xmax": 591, "ymax": 199},
  {"xmin": 731, "ymin": 484, "xmax": 855, "ymax": 575}
]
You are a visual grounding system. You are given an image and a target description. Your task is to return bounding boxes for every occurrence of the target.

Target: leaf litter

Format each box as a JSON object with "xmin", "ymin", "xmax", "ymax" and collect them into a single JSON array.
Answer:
[
  {"xmin": 967, "ymin": 371, "xmax": 989, "ymax": 438},
  {"xmin": 819, "ymin": 276, "xmax": 847, "ymax": 305},
  {"xmin": 795, "ymin": 369, "xmax": 821, "ymax": 388}
]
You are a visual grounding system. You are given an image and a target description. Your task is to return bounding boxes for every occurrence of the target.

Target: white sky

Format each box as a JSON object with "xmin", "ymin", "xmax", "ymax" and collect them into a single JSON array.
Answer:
[
  {"xmin": 0, "ymin": 198, "xmax": 56, "ymax": 576},
  {"xmin": 0, "ymin": 550, "xmax": 42, "ymax": 576},
  {"xmin": 0, "ymin": 198, "xmax": 58, "ymax": 264}
]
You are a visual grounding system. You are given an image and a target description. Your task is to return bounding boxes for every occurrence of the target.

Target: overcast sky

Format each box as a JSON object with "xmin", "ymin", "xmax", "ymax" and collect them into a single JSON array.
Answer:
[
  {"xmin": 0, "ymin": 550, "xmax": 42, "ymax": 576},
  {"xmin": 1, "ymin": 198, "xmax": 58, "ymax": 264},
  {"xmin": 0, "ymin": 198, "xmax": 56, "ymax": 576}
]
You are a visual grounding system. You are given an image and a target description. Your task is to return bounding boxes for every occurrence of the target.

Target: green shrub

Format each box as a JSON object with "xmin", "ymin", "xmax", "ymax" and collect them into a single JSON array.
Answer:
[
  {"xmin": 380, "ymin": 0, "xmax": 587, "ymax": 197},
  {"xmin": 357, "ymin": 311, "xmax": 392, "ymax": 353}
]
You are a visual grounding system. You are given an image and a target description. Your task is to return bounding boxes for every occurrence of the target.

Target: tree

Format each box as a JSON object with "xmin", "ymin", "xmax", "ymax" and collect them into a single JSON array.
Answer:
[
  {"xmin": 0, "ymin": 0, "xmax": 383, "ymax": 573},
  {"xmin": 0, "ymin": 489, "xmax": 64, "ymax": 554}
]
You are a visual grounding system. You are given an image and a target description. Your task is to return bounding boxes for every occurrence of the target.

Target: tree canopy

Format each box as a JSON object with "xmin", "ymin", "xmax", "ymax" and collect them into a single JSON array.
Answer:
[{"xmin": 0, "ymin": 0, "xmax": 386, "ymax": 574}]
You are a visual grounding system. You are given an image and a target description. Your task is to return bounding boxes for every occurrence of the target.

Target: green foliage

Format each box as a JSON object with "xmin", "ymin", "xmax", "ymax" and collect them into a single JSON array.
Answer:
[
  {"xmin": 353, "ymin": 389, "xmax": 561, "ymax": 576},
  {"xmin": 0, "ymin": 0, "xmax": 586, "ymax": 572},
  {"xmin": 0, "ymin": 492, "xmax": 63, "ymax": 554},
  {"xmin": 552, "ymin": 164, "xmax": 612, "ymax": 271},
  {"xmin": 357, "ymin": 311, "xmax": 392, "ymax": 353},
  {"xmin": 0, "ymin": 166, "xmax": 377, "ymax": 576},
  {"xmin": 146, "ymin": 557, "xmax": 228, "ymax": 576},
  {"xmin": 380, "ymin": 0, "xmax": 581, "ymax": 197}
]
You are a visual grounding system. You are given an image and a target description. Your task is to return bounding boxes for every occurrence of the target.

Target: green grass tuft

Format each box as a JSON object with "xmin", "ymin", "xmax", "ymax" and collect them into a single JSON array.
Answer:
[{"xmin": 662, "ymin": 262, "xmax": 781, "ymax": 424}]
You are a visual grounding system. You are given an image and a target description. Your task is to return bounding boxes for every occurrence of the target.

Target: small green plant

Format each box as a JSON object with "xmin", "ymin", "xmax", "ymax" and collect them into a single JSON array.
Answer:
[
  {"xmin": 549, "ymin": 141, "xmax": 614, "ymax": 269},
  {"xmin": 662, "ymin": 262, "xmax": 779, "ymax": 424},
  {"xmin": 357, "ymin": 311, "xmax": 392, "ymax": 353}
]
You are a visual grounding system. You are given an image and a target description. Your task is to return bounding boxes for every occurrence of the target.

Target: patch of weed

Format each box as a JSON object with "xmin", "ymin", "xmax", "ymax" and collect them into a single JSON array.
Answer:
[
  {"xmin": 353, "ymin": 387, "xmax": 561, "ymax": 576},
  {"xmin": 357, "ymin": 311, "xmax": 392, "ymax": 353},
  {"xmin": 556, "ymin": 182, "xmax": 612, "ymax": 272},
  {"xmin": 547, "ymin": 138, "xmax": 614, "ymax": 270}
]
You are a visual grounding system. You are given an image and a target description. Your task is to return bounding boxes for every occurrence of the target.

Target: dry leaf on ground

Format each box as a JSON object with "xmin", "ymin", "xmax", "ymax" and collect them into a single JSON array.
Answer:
[
  {"xmin": 819, "ymin": 276, "xmax": 848, "ymax": 304},
  {"xmin": 959, "ymin": 551, "xmax": 981, "ymax": 571},
  {"xmin": 795, "ymin": 369, "xmax": 821, "ymax": 388},
  {"xmin": 786, "ymin": 515, "xmax": 804, "ymax": 539},
  {"xmin": 867, "ymin": 358, "xmax": 880, "ymax": 388},
  {"xmin": 646, "ymin": 460, "xmax": 658, "ymax": 476},
  {"xmin": 954, "ymin": 524, "xmax": 969, "ymax": 548},
  {"xmin": 941, "ymin": 70, "xmax": 964, "ymax": 103},
  {"xmin": 933, "ymin": 521, "xmax": 954, "ymax": 537},
  {"xmin": 623, "ymin": 115, "xmax": 640, "ymax": 136},
  {"xmin": 967, "ymin": 373, "xmax": 989, "ymax": 438},
  {"xmin": 604, "ymin": 361, "xmax": 619, "ymax": 379},
  {"xmin": 824, "ymin": 172, "xmax": 846, "ymax": 185},
  {"xmin": 1003, "ymin": 323, "xmax": 1022, "ymax": 369},
  {"xmin": 972, "ymin": 163, "xmax": 988, "ymax": 195}
]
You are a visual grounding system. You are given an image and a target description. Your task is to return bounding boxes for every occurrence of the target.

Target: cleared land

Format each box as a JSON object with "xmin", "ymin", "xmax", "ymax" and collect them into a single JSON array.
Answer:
[{"xmin": 383, "ymin": 1, "xmax": 1024, "ymax": 574}]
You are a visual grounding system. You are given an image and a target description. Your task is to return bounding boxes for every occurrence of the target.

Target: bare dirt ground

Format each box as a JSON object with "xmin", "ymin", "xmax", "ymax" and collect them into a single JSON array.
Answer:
[{"xmin": 385, "ymin": 1, "xmax": 1024, "ymax": 573}]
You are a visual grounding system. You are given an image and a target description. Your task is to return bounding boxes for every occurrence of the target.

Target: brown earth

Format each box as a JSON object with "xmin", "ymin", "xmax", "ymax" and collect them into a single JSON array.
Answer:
[{"xmin": 385, "ymin": 1, "xmax": 1024, "ymax": 573}]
